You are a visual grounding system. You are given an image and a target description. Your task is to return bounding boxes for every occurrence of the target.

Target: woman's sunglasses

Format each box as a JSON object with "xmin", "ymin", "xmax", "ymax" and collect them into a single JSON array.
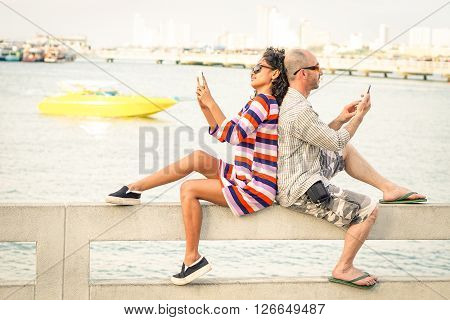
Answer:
[
  {"xmin": 251, "ymin": 64, "xmax": 275, "ymax": 74},
  {"xmin": 293, "ymin": 63, "xmax": 320, "ymax": 75}
]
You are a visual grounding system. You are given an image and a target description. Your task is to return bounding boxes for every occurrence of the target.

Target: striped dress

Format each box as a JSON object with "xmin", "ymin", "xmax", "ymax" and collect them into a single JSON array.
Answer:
[{"xmin": 209, "ymin": 93, "xmax": 279, "ymax": 216}]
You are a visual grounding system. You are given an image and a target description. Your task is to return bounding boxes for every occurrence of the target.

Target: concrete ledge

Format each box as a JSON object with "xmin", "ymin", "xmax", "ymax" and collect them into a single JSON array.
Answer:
[
  {"xmin": 0, "ymin": 204, "xmax": 65, "ymax": 299},
  {"xmin": 89, "ymin": 277, "xmax": 450, "ymax": 300},
  {"xmin": 0, "ymin": 281, "xmax": 35, "ymax": 300},
  {"xmin": 1, "ymin": 202, "xmax": 447, "ymax": 240},
  {"xmin": 1, "ymin": 203, "xmax": 449, "ymax": 299},
  {"xmin": 61, "ymin": 202, "xmax": 450, "ymax": 240}
]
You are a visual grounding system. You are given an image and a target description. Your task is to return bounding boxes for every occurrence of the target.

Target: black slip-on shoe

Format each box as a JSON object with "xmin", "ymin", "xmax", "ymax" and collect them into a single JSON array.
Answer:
[
  {"xmin": 105, "ymin": 186, "xmax": 142, "ymax": 205},
  {"xmin": 170, "ymin": 256, "xmax": 212, "ymax": 286}
]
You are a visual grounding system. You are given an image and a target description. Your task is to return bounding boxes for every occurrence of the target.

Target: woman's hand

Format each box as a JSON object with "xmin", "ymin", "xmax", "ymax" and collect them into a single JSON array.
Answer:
[
  {"xmin": 196, "ymin": 74, "xmax": 215, "ymax": 109},
  {"xmin": 196, "ymin": 75, "xmax": 207, "ymax": 109}
]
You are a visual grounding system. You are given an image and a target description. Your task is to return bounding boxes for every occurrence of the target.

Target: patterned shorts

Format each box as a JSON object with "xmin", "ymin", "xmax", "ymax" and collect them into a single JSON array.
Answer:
[{"xmin": 291, "ymin": 149, "xmax": 378, "ymax": 228}]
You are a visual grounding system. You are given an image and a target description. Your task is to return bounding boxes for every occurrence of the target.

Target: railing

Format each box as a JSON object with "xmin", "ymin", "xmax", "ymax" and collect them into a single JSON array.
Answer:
[{"xmin": 0, "ymin": 203, "xmax": 449, "ymax": 300}]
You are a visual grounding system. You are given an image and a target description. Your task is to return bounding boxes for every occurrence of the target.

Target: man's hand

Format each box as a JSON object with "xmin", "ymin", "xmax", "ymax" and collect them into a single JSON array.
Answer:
[
  {"xmin": 337, "ymin": 100, "xmax": 359, "ymax": 124},
  {"xmin": 342, "ymin": 92, "xmax": 371, "ymax": 138},
  {"xmin": 355, "ymin": 93, "xmax": 371, "ymax": 118}
]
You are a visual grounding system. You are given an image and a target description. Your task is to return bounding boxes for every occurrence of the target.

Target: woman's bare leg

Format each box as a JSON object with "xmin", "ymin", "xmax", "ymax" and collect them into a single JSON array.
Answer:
[
  {"xmin": 179, "ymin": 179, "xmax": 228, "ymax": 265},
  {"xmin": 128, "ymin": 150, "xmax": 219, "ymax": 191}
]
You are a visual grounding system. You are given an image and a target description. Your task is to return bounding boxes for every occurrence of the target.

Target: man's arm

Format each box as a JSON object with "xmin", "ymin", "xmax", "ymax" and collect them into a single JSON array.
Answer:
[
  {"xmin": 294, "ymin": 107, "xmax": 351, "ymax": 152},
  {"xmin": 343, "ymin": 114, "xmax": 363, "ymax": 138},
  {"xmin": 343, "ymin": 93, "xmax": 371, "ymax": 138},
  {"xmin": 328, "ymin": 100, "xmax": 360, "ymax": 130},
  {"xmin": 293, "ymin": 95, "xmax": 371, "ymax": 151},
  {"xmin": 328, "ymin": 118, "xmax": 344, "ymax": 130}
]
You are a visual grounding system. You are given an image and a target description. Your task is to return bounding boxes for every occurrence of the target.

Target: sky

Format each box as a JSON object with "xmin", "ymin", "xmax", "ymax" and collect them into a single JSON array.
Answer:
[{"xmin": 0, "ymin": 0, "xmax": 449, "ymax": 47}]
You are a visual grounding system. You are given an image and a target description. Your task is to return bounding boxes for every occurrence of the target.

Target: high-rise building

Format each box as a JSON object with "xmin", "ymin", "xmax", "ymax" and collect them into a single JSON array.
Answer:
[
  {"xmin": 432, "ymin": 28, "xmax": 450, "ymax": 48},
  {"xmin": 379, "ymin": 24, "xmax": 388, "ymax": 45},
  {"xmin": 256, "ymin": 5, "xmax": 299, "ymax": 48},
  {"xmin": 408, "ymin": 27, "xmax": 432, "ymax": 48},
  {"xmin": 217, "ymin": 32, "xmax": 255, "ymax": 50},
  {"xmin": 299, "ymin": 20, "xmax": 330, "ymax": 49},
  {"xmin": 349, "ymin": 32, "xmax": 363, "ymax": 50},
  {"xmin": 256, "ymin": 5, "xmax": 271, "ymax": 48},
  {"xmin": 158, "ymin": 20, "xmax": 191, "ymax": 48},
  {"xmin": 132, "ymin": 13, "xmax": 152, "ymax": 47},
  {"xmin": 179, "ymin": 24, "xmax": 192, "ymax": 48},
  {"xmin": 370, "ymin": 24, "xmax": 390, "ymax": 51}
]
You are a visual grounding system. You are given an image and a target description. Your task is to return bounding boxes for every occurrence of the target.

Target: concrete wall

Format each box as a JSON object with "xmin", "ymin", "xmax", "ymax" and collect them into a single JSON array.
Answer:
[
  {"xmin": 90, "ymin": 277, "xmax": 450, "ymax": 300},
  {"xmin": 1, "ymin": 203, "xmax": 449, "ymax": 300}
]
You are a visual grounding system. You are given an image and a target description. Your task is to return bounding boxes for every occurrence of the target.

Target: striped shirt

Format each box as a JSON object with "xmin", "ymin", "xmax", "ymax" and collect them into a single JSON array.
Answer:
[
  {"xmin": 276, "ymin": 87, "xmax": 351, "ymax": 207},
  {"xmin": 209, "ymin": 93, "xmax": 279, "ymax": 216}
]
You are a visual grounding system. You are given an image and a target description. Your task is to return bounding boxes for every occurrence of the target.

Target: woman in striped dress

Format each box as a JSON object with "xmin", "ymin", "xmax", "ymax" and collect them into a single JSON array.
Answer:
[
  {"xmin": 207, "ymin": 91, "xmax": 280, "ymax": 215},
  {"xmin": 106, "ymin": 47, "xmax": 289, "ymax": 285}
]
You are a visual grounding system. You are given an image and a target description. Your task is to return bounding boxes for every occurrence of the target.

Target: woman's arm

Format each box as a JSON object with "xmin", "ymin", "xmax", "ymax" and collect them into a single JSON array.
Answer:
[
  {"xmin": 196, "ymin": 76, "xmax": 218, "ymax": 130},
  {"xmin": 197, "ymin": 98, "xmax": 217, "ymax": 130},
  {"xmin": 196, "ymin": 74, "xmax": 226, "ymax": 125},
  {"xmin": 197, "ymin": 75, "xmax": 270, "ymax": 145},
  {"xmin": 207, "ymin": 100, "xmax": 226, "ymax": 126},
  {"xmin": 209, "ymin": 96, "xmax": 270, "ymax": 145}
]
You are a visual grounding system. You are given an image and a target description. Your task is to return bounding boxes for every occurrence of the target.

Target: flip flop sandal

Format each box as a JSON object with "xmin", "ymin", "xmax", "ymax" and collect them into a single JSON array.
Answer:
[
  {"xmin": 379, "ymin": 192, "xmax": 427, "ymax": 204},
  {"xmin": 328, "ymin": 272, "xmax": 377, "ymax": 289}
]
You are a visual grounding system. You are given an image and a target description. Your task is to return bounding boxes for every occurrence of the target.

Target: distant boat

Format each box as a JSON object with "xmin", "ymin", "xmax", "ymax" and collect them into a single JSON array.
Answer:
[
  {"xmin": 38, "ymin": 81, "xmax": 178, "ymax": 117},
  {"xmin": 5, "ymin": 54, "xmax": 21, "ymax": 61},
  {"xmin": 44, "ymin": 46, "xmax": 66, "ymax": 63},
  {"xmin": 1, "ymin": 45, "xmax": 22, "ymax": 61},
  {"xmin": 42, "ymin": 46, "xmax": 76, "ymax": 62},
  {"xmin": 22, "ymin": 47, "xmax": 45, "ymax": 62}
]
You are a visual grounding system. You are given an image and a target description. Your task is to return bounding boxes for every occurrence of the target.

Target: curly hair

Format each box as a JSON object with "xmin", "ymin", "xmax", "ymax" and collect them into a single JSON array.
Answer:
[{"xmin": 259, "ymin": 47, "xmax": 289, "ymax": 106}]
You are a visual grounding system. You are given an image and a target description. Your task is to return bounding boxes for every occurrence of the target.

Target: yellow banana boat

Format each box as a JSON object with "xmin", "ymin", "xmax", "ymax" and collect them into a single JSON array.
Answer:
[{"xmin": 38, "ymin": 92, "xmax": 178, "ymax": 117}]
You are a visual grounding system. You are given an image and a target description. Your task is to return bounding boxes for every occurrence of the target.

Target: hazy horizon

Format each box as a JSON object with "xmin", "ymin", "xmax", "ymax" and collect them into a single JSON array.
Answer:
[{"xmin": 0, "ymin": 0, "xmax": 449, "ymax": 47}]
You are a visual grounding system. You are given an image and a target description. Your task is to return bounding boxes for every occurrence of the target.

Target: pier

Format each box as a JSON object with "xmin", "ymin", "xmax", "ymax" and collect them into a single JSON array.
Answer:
[
  {"xmin": 95, "ymin": 49, "xmax": 450, "ymax": 81},
  {"xmin": 0, "ymin": 203, "xmax": 449, "ymax": 300}
]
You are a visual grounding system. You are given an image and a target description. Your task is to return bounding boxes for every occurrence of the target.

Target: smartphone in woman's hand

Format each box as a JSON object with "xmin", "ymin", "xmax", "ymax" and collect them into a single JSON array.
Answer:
[{"xmin": 197, "ymin": 71, "xmax": 204, "ymax": 86}]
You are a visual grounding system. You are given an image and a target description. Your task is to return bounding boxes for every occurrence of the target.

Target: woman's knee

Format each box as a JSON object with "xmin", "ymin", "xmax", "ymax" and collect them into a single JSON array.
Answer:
[
  {"xmin": 190, "ymin": 150, "xmax": 215, "ymax": 172},
  {"xmin": 190, "ymin": 149, "xmax": 208, "ymax": 160},
  {"xmin": 180, "ymin": 180, "xmax": 196, "ymax": 201}
]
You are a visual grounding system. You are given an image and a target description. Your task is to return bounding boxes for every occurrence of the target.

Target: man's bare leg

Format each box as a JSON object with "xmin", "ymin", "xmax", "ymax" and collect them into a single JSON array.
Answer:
[
  {"xmin": 342, "ymin": 144, "xmax": 426, "ymax": 201},
  {"xmin": 332, "ymin": 207, "xmax": 379, "ymax": 286},
  {"xmin": 332, "ymin": 143, "xmax": 424, "ymax": 285},
  {"xmin": 127, "ymin": 150, "xmax": 219, "ymax": 192}
]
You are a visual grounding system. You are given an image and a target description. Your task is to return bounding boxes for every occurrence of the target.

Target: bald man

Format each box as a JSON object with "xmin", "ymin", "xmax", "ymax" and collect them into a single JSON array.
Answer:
[{"xmin": 276, "ymin": 49, "xmax": 426, "ymax": 288}]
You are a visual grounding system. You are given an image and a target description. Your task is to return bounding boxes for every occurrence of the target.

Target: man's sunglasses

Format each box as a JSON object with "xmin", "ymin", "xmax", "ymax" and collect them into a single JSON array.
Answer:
[
  {"xmin": 293, "ymin": 63, "xmax": 320, "ymax": 75},
  {"xmin": 252, "ymin": 64, "xmax": 275, "ymax": 74}
]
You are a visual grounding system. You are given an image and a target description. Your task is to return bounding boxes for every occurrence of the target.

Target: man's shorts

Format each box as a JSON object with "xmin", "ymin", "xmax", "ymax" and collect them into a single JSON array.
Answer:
[{"xmin": 290, "ymin": 149, "xmax": 378, "ymax": 228}]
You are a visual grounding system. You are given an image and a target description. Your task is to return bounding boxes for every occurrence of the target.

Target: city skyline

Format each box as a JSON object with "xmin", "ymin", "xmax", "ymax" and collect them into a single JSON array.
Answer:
[{"xmin": 0, "ymin": 0, "xmax": 449, "ymax": 49}]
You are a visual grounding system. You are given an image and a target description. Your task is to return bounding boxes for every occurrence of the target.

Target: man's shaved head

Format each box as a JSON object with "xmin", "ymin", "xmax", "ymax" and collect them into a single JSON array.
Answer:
[
  {"xmin": 284, "ymin": 49, "xmax": 316, "ymax": 82},
  {"xmin": 284, "ymin": 49, "xmax": 322, "ymax": 96}
]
